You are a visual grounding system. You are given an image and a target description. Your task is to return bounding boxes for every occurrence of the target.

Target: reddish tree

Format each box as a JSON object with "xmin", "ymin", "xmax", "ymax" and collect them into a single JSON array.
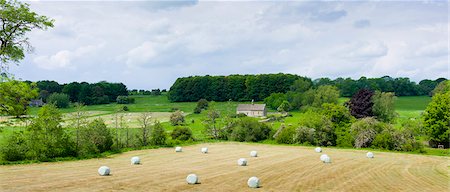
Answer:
[{"xmin": 347, "ymin": 89, "xmax": 374, "ymax": 118}]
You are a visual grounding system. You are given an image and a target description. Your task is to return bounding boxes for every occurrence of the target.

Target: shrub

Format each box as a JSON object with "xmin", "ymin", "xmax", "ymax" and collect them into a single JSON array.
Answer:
[
  {"xmin": 122, "ymin": 105, "xmax": 129, "ymax": 111},
  {"xmin": 170, "ymin": 110, "xmax": 185, "ymax": 126},
  {"xmin": 229, "ymin": 118, "xmax": 272, "ymax": 142},
  {"xmin": 78, "ymin": 119, "xmax": 113, "ymax": 157},
  {"xmin": 47, "ymin": 93, "xmax": 70, "ymax": 108},
  {"xmin": 275, "ymin": 126, "xmax": 296, "ymax": 144},
  {"xmin": 350, "ymin": 117, "xmax": 385, "ymax": 148},
  {"xmin": 116, "ymin": 96, "xmax": 135, "ymax": 104},
  {"xmin": 1, "ymin": 132, "xmax": 27, "ymax": 161},
  {"xmin": 197, "ymin": 99, "xmax": 209, "ymax": 110},
  {"xmin": 193, "ymin": 106, "xmax": 202, "ymax": 114},
  {"xmin": 149, "ymin": 121, "xmax": 166, "ymax": 145},
  {"xmin": 171, "ymin": 127, "xmax": 194, "ymax": 141},
  {"xmin": 296, "ymin": 110, "xmax": 335, "ymax": 146}
]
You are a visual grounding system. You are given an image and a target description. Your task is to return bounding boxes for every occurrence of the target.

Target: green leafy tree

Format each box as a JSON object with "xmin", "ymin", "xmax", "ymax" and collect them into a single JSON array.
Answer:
[
  {"xmin": 47, "ymin": 93, "xmax": 70, "ymax": 108},
  {"xmin": 321, "ymin": 103, "xmax": 355, "ymax": 147},
  {"xmin": 290, "ymin": 78, "xmax": 312, "ymax": 93},
  {"xmin": 277, "ymin": 100, "xmax": 292, "ymax": 113},
  {"xmin": 431, "ymin": 80, "xmax": 450, "ymax": 96},
  {"xmin": 0, "ymin": 79, "xmax": 38, "ymax": 117},
  {"xmin": 204, "ymin": 102, "xmax": 221, "ymax": 139},
  {"xmin": 171, "ymin": 127, "xmax": 194, "ymax": 141},
  {"xmin": 26, "ymin": 104, "xmax": 74, "ymax": 160},
  {"xmin": 0, "ymin": 0, "xmax": 54, "ymax": 72},
  {"xmin": 372, "ymin": 91, "xmax": 396, "ymax": 123},
  {"xmin": 312, "ymin": 85, "xmax": 340, "ymax": 107},
  {"xmin": 149, "ymin": 121, "xmax": 166, "ymax": 146},
  {"xmin": 423, "ymin": 92, "xmax": 450, "ymax": 147},
  {"xmin": 264, "ymin": 92, "xmax": 287, "ymax": 110},
  {"xmin": 78, "ymin": 118, "xmax": 113, "ymax": 157}
]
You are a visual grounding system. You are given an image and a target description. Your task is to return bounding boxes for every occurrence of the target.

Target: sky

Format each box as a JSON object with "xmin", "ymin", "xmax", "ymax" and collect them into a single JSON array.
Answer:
[{"xmin": 9, "ymin": 0, "xmax": 449, "ymax": 90}]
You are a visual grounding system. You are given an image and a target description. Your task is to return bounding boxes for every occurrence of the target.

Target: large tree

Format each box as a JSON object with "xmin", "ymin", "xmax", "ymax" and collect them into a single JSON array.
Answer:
[
  {"xmin": 347, "ymin": 89, "xmax": 374, "ymax": 119},
  {"xmin": 0, "ymin": 79, "xmax": 38, "ymax": 117},
  {"xmin": 423, "ymin": 92, "xmax": 450, "ymax": 148},
  {"xmin": 0, "ymin": 0, "xmax": 54, "ymax": 72}
]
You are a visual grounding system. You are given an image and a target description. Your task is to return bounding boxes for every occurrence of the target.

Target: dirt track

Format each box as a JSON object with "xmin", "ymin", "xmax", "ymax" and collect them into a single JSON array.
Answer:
[{"xmin": 0, "ymin": 143, "xmax": 448, "ymax": 192}]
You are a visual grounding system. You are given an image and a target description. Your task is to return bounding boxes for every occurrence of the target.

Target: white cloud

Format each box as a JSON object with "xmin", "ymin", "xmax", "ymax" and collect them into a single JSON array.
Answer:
[
  {"xmin": 9, "ymin": 1, "xmax": 449, "ymax": 89},
  {"xmin": 33, "ymin": 44, "xmax": 103, "ymax": 70},
  {"xmin": 415, "ymin": 42, "xmax": 448, "ymax": 57}
]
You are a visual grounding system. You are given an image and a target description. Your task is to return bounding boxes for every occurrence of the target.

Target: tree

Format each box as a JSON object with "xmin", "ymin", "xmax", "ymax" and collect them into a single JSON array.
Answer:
[
  {"xmin": 277, "ymin": 100, "xmax": 291, "ymax": 113},
  {"xmin": 137, "ymin": 112, "xmax": 152, "ymax": 146},
  {"xmin": 69, "ymin": 103, "xmax": 88, "ymax": 153},
  {"xmin": 78, "ymin": 118, "xmax": 113, "ymax": 157},
  {"xmin": 264, "ymin": 92, "xmax": 287, "ymax": 110},
  {"xmin": 431, "ymin": 80, "xmax": 450, "ymax": 96},
  {"xmin": 423, "ymin": 92, "xmax": 450, "ymax": 148},
  {"xmin": 170, "ymin": 110, "xmax": 185, "ymax": 126},
  {"xmin": 171, "ymin": 127, "xmax": 194, "ymax": 141},
  {"xmin": 0, "ymin": 0, "xmax": 54, "ymax": 72},
  {"xmin": 312, "ymin": 85, "xmax": 340, "ymax": 107},
  {"xmin": 204, "ymin": 103, "xmax": 221, "ymax": 139},
  {"xmin": 194, "ymin": 99, "xmax": 208, "ymax": 114},
  {"xmin": 47, "ymin": 93, "xmax": 70, "ymax": 108},
  {"xmin": 26, "ymin": 104, "xmax": 74, "ymax": 160},
  {"xmin": 290, "ymin": 78, "xmax": 312, "ymax": 93},
  {"xmin": 321, "ymin": 103, "xmax": 355, "ymax": 147},
  {"xmin": 0, "ymin": 78, "xmax": 38, "ymax": 117},
  {"xmin": 372, "ymin": 91, "xmax": 396, "ymax": 123},
  {"xmin": 350, "ymin": 117, "xmax": 385, "ymax": 148},
  {"xmin": 149, "ymin": 121, "xmax": 166, "ymax": 146},
  {"xmin": 347, "ymin": 89, "xmax": 374, "ymax": 118}
]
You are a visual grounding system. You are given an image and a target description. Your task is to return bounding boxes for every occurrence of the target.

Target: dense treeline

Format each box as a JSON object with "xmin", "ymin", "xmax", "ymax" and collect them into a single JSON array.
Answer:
[
  {"xmin": 168, "ymin": 74, "xmax": 446, "ymax": 102},
  {"xmin": 314, "ymin": 76, "xmax": 446, "ymax": 97},
  {"xmin": 168, "ymin": 74, "xmax": 307, "ymax": 102},
  {"xmin": 28, "ymin": 80, "xmax": 128, "ymax": 105}
]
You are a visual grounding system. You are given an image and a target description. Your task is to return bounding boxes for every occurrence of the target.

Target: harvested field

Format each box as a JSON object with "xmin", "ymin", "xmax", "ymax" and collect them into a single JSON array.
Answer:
[{"xmin": 0, "ymin": 143, "xmax": 448, "ymax": 192}]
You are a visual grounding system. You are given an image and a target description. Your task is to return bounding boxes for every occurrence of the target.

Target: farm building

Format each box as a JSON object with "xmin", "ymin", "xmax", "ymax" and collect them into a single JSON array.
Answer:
[{"xmin": 236, "ymin": 103, "xmax": 267, "ymax": 117}]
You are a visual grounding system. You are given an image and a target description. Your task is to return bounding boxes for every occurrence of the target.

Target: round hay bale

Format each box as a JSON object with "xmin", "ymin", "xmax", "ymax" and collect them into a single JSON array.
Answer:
[
  {"xmin": 201, "ymin": 147, "xmax": 208, "ymax": 154},
  {"xmin": 237, "ymin": 158, "xmax": 247, "ymax": 166},
  {"xmin": 323, "ymin": 155, "xmax": 331, "ymax": 164},
  {"xmin": 320, "ymin": 154, "xmax": 328, "ymax": 162},
  {"xmin": 131, "ymin": 156, "xmax": 140, "ymax": 165},
  {"xmin": 98, "ymin": 166, "xmax": 110, "ymax": 176},
  {"xmin": 250, "ymin": 150, "xmax": 258, "ymax": 157},
  {"xmin": 175, "ymin": 146, "xmax": 182, "ymax": 152},
  {"xmin": 247, "ymin": 176, "xmax": 260, "ymax": 188},
  {"xmin": 315, "ymin": 147, "xmax": 322, "ymax": 153},
  {"xmin": 366, "ymin": 152, "xmax": 374, "ymax": 158},
  {"xmin": 186, "ymin": 174, "xmax": 198, "ymax": 184}
]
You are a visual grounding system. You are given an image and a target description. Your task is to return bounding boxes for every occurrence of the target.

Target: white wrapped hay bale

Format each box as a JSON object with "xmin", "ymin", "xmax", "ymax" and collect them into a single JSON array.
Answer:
[
  {"xmin": 201, "ymin": 147, "xmax": 208, "ymax": 153},
  {"xmin": 323, "ymin": 156, "xmax": 331, "ymax": 164},
  {"xmin": 98, "ymin": 166, "xmax": 110, "ymax": 176},
  {"xmin": 237, "ymin": 158, "xmax": 248, "ymax": 166},
  {"xmin": 131, "ymin": 156, "xmax": 140, "ymax": 165},
  {"xmin": 366, "ymin": 152, "xmax": 374, "ymax": 158},
  {"xmin": 315, "ymin": 147, "xmax": 322, "ymax": 153},
  {"xmin": 247, "ymin": 176, "xmax": 260, "ymax": 188},
  {"xmin": 250, "ymin": 150, "xmax": 258, "ymax": 157},
  {"xmin": 186, "ymin": 174, "xmax": 198, "ymax": 184},
  {"xmin": 175, "ymin": 146, "xmax": 182, "ymax": 152},
  {"xmin": 320, "ymin": 154, "xmax": 328, "ymax": 162}
]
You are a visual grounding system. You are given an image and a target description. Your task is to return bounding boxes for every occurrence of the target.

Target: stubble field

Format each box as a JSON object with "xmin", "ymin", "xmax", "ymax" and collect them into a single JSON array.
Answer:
[{"xmin": 0, "ymin": 142, "xmax": 448, "ymax": 192}]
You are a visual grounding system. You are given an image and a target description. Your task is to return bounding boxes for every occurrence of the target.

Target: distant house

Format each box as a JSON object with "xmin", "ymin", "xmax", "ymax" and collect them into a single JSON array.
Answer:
[
  {"xmin": 29, "ymin": 99, "xmax": 44, "ymax": 107},
  {"xmin": 237, "ymin": 103, "xmax": 267, "ymax": 117}
]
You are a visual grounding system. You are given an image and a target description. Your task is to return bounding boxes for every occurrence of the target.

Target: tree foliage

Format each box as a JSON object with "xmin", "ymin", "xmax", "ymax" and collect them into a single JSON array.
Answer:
[
  {"xmin": 423, "ymin": 92, "xmax": 450, "ymax": 147},
  {"xmin": 78, "ymin": 118, "xmax": 113, "ymax": 157},
  {"xmin": 0, "ymin": 78, "xmax": 38, "ymax": 117},
  {"xmin": 149, "ymin": 121, "xmax": 166, "ymax": 146},
  {"xmin": 168, "ymin": 73, "xmax": 306, "ymax": 102},
  {"xmin": 347, "ymin": 89, "xmax": 374, "ymax": 119},
  {"xmin": 0, "ymin": 0, "xmax": 54, "ymax": 72},
  {"xmin": 47, "ymin": 93, "xmax": 70, "ymax": 108},
  {"xmin": 170, "ymin": 110, "xmax": 184, "ymax": 126},
  {"xmin": 372, "ymin": 91, "xmax": 396, "ymax": 123}
]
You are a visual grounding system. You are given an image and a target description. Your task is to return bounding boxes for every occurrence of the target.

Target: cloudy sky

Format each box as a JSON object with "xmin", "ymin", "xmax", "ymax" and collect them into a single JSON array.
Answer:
[{"xmin": 10, "ymin": 0, "xmax": 449, "ymax": 89}]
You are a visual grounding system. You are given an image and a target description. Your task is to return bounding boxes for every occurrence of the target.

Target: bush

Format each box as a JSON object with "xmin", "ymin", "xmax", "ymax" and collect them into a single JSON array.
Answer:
[
  {"xmin": 116, "ymin": 96, "xmax": 135, "ymax": 104},
  {"xmin": 170, "ymin": 110, "xmax": 185, "ymax": 126},
  {"xmin": 122, "ymin": 105, "xmax": 129, "ymax": 111},
  {"xmin": 47, "ymin": 93, "xmax": 70, "ymax": 108},
  {"xmin": 149, "ymin": 122, "xmax": 166, "ymax": 145},
  {"xmin": 193, "ymin": 106, "xmax": 202, "ymax": 114},
  {"xmin": 350, "ymin": 117, "xmax": 385, "ymax": 148},
  {"xmin": 275, "ymin": 126, "xmax": 296, "ymax": 144},
  {"xmin": 372, "ymin": 126, "xmax": 423, "ymax": 151},
  {"xmin": 229, "ymin": 118, "xmax": 272, "ymax": 142},
  {"xmin": 1, "ymin": 132, "xmax": 27, "ymax": 161},
  {"xmin": 78, "ymin": 119, "xmax": 113, "ymax": 157},
  {"xmin": 296, "ymin": 110, "xmax": 335, "ymax": 146},
  {"xmin": 171, "ymin": 127, "xmax": 194, "ymax": 141}
]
